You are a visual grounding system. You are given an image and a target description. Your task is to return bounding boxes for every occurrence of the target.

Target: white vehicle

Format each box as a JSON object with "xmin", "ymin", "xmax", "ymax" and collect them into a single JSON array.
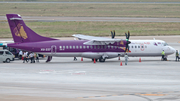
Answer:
[{"xmin": 0, "ymin": 50, "xmax": 14, "ymax": 63}]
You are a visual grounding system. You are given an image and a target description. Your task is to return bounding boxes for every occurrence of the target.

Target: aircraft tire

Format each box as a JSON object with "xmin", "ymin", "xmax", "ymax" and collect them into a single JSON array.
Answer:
[
  {"xmin": 92, "ymin": 59, "xmax": 98, "ymax": 62},
  {"xmin": 99, "ymin": 57, "xmax": 105, "ymax": 62},
  {"xmin": 6, "ymin": 58, "xmax": 11, "ymax": 63}
]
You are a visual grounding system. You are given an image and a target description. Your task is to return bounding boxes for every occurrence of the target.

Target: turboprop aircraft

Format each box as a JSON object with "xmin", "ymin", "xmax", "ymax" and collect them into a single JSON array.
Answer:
[{"xmin": 6, "ymin": 14, "xmax": 175, "ymax": 62}]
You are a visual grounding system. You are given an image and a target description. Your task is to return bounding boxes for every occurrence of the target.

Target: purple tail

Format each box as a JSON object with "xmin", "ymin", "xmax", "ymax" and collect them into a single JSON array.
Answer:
[{"xmin": 6, "ymin": 14, "xmax": 57, "ymax": 43}]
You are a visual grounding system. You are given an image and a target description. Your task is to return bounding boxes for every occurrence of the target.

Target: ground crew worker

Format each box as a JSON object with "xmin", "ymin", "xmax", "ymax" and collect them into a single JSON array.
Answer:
[
  {"xmin": 161, "ymin": 50, "xmax": 165, "ymax": 61},
  {"xmin": 35, "ymin": 53, "xmax": 39, "ymax": 62},
  {"xmin": 29, "ymin": 52, "xmax": 35, "ymax": 63},
  {"xmin": 74, "ymin": 57, "xmax": 77, "ymax": 61},
  {"xmin": 176, "ymin": 50, "xmax": 179, "ymax": 61},
  {"xmin": 18, "ymin": 50, "xmax": 23, "ymax": 59},
  {"xmin": 23, "ymin": 51, "xmax": 28, "ymax": 63},
  {"xmin": 124, "ymin": 53, "xmax": 129, "ymax": 65}
]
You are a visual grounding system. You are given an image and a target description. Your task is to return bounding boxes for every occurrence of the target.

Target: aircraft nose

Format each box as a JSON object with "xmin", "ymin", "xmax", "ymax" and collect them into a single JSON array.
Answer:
[{"xmin": 169, "ymin": 46, "xmax": 176, "ymax": 53}]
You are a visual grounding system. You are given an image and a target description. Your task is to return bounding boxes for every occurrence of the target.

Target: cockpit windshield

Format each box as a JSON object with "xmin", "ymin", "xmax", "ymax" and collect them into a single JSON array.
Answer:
[{"xmin": 164, "ymin": 42, "xmax": 168, "ymax": 46}]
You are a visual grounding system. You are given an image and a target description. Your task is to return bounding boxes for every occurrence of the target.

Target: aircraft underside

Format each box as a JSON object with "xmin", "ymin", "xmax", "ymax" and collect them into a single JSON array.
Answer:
[{"xmin": 39, "ymin": 52, "xmax": 168, "ymax": 59}]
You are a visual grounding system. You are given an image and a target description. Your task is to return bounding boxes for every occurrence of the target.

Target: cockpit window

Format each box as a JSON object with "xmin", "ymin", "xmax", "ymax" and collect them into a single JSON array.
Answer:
[{"xmin": 164, "ymin": 43, "xmax": 168, "ymax": 46}]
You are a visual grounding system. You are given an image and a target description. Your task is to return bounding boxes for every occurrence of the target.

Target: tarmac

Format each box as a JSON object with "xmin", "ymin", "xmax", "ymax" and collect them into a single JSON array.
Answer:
[{"xmin": 0, "ymin": 36, "xmax": 180, "ymax": 101}]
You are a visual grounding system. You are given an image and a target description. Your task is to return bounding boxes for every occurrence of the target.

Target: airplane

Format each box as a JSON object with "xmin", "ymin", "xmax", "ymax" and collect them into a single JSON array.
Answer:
[{"xmin": 6, "ymin": 14, "xmax": 175, "ymax": 62}]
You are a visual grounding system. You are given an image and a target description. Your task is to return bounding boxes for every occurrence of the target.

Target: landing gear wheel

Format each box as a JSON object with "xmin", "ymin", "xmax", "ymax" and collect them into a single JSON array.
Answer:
[
  {"xmin": 99, "ymin": 57, "xmax": 106, "ymax": 62},
  {"xmin": 92, "ymin": 59, "xmax": 98, "ymax": 62},
  {"xmin": 6, "ymin": 58, "xmax": 10, "ymax": 63}
]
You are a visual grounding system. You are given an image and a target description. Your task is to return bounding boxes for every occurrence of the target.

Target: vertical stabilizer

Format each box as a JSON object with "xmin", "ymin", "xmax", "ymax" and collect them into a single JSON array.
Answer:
[{"xmin": 6, "ymin": 14, "xmax": 57, "ymax": 43}]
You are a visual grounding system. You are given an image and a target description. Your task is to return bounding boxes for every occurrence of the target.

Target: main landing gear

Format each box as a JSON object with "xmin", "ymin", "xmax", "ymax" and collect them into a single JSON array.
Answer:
[
  {"xmin": 46, "ymin": 56, "xmax": 52, "ymax": 62},
  {"xmin": 92, "ymin": 57, "xmax": 106, "ymax": 62}
]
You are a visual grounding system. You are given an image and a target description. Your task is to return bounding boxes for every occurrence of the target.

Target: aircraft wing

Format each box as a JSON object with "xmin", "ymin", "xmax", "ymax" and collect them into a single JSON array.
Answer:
[
  {"xmin": 72, "ymin": 34, "xmax": 111, "ymax": 40},
  {"xmin": 72, "ymin": 34, "xmax": 124, "ymax": 45}
]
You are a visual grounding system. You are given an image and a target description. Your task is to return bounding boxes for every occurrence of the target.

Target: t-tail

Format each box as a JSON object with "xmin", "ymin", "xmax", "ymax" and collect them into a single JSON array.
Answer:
[{"xmin": 6, "ymin": 14, "xmax": 57, "ymax": 43}]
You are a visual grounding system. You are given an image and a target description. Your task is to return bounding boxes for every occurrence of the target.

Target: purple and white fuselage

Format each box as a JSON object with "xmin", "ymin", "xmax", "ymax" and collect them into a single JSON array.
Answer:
[{"xmin": 6, "ymin": 14, "xmax": 175, "ymax": 62}]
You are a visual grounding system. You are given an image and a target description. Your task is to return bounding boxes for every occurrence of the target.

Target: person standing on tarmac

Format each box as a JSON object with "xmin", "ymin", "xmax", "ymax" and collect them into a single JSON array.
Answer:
[
  {"xmin": 124, "ymin": 53, "xmax": 129, "ymax": 65},
  {"xmin": 74, "ymin": 57, "xmax": 77, "ymax": 61},
  {"xmin": 35, "ymin": 53, "xmax": 39, "ymax": 62},
  {"xmin": 23, "ymin": 51, "xmax": 28, "ymax": 63},
  {"xmin": 29, "ymin": 52, "xmax": 35, "ymax": 63},
  {"xmin": 18, "ymin": 50, "xmax": 23, "ymax": 59},
  {"xmin": 176, "ymin": 50, "xmax": 179, "ymax": 61},
  {"xmin": 161, "ymin": 50, "xmax": 165, "ymax": 61}
]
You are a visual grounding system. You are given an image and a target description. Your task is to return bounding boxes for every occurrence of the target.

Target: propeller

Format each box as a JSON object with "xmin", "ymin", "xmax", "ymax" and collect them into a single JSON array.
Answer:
[
  {"xmin": 111, "ymin": 30, "xmax": 115, "ymax": 39},
  {"xmin": 125, "ymin": 31, "xmax": 131, "ymax": 52}
]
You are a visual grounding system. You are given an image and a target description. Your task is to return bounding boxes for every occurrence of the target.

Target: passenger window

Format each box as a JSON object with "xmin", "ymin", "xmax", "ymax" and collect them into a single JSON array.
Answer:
[
  {"xmin": 69, "ymin": 46, "xmax": 72, "ymax": 49},
  {"xmin": 63, "ymin": 46, "xmax": 65, "ymax": 49},
  {"xmin": 87, "ymin": 46, "xmax": 89, "ymax": 49},
  {"xmin": 108, "ymin": 46, "xmax": 110, "ymax": 49},
  {"xmin": 90, "ymin": 46, "xmax": 93, "ymax": 49},
  {"xmin": 5, "ymin": 51, "xmax": 12, "ymax": 55},
  {"xmin": 138, "ymin": 46, "xmax": 140, "ymax": 48},
  {"xmin": 97, "ymin": 46, "xmax": 100, "ymax": 49},
  {"xmin": 59, "ymin": 46, "xmax": 62, "ymax": 49},
  {"xmin": 80, "ymin": 46, "xmax": 82, "ymax": 49},
  {"xmin": 0, "ymin": 51, "xmax": 3, "ymax": 55},
  {"xmin": 94, "ymin": 46, "xmax": 96, "ymax": 49},
  {"xmin": 111, "ymin": 46, "xmax": 113, "ymax": 49},
  {"xmin": 132, "ymin": 46, "xmax": 133, "ymax": 48},
  {"xmin": 135, "ymin": 46, "xmax": 137, "ymax": 48},
  {"xmin": 76, "ymin": 46, "xmax": 78, "ymax": 49},
  {"xmin": 145, "ymin": 46, "xmax": 147, "ymax": 48},
  {"xmin": 83, "ymin": 46, "xmax": 86, "ymax": 49},
  {"xmin": 66, "ymin": 46, "xmax": 68, "ymax": 49},
  {"xmin": 101, "ymin": 46, "xmax": 103, "ymax": 49},
  {"xmin": 73, "ymin": 46, "xmax": 75, "ymax": 49},
  {"xmin": 141, "ymin": 46, "xmax": 143, "ymax": 48},
  {"xmin": 104, "ymin": 46, "xmax": 107, "ymax": 49}
]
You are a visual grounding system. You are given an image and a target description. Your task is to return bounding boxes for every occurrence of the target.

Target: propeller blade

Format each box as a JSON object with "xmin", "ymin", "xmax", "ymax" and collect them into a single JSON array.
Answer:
[
  {"xmin": 125, "ymin": 44, "xmax": 128, "ymax": 52},
  {"xmin": 111, "ymin": 30, "xmax": 114, "ymax": 39},
  {"xmin": 128, "ymin": 45, "xmax": 129, "ymax": 51},
  {"xmin": 128, "ymin": 31, "xmax": 130, "ymax": 39},
  {"xmin": 113, "ymin": 30, "xmax": 115, "ymax": 38},
  {"xmin": 125, "ymin": 32, "xmax": 128, "ymax": 40}
]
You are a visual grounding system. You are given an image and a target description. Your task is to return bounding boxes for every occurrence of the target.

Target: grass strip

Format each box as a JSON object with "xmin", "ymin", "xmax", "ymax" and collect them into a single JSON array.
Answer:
[{"xmin": 0, "ymin": 21, "xmax": 180, "ymax": 38}]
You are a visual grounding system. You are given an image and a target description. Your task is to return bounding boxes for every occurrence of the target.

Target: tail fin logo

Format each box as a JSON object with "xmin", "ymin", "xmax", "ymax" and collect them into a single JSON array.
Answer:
[{"xmin": 13, "ymin": 23, "xmax": 28, "ymax": 39}]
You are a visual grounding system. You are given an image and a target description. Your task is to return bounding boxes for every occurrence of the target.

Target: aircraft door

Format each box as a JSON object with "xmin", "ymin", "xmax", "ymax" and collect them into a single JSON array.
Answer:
[
  {"xmin": 140, "ymin": 44, "xmax": 145, "ymax": 51},
  {"xmin": 51, "ymin": 45, "xmax": 57, "ymax": 54}
]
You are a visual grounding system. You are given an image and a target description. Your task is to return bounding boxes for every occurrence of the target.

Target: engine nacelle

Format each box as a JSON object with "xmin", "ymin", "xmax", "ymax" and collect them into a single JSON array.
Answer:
[{"xmin": 81, "ymin": 52, "xmax": 103, "ymax": 59}]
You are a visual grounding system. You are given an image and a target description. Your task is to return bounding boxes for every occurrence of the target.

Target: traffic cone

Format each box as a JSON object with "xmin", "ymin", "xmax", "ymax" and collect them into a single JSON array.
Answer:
[
  {"xmin": 81, "ymin": 57, "xmax": 83, "ymax": 61},
  {"xmin": 139, "ymin": 58, "xmax": 141, "ymax": 62},
  {"xmin": 120, "ymin": 61, "xmax": 122, "ymax": 66},
  {"xmin": 94, "ymin": 58, "xmax": 96, "ymax": 63},
  {"xmin": 118, "ymin": 57, "xmax": 120, "ymax": 60}
]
